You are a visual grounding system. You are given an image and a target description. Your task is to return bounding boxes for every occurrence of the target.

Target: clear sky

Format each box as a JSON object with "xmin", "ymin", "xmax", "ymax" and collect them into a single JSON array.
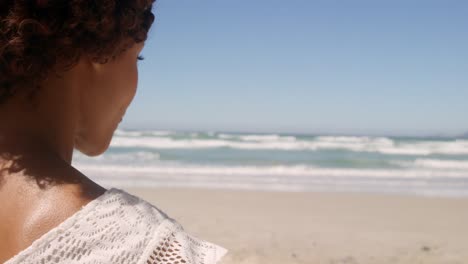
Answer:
[{"xmin": 120, "ymin": 0, "xmax": 468, "ymax": 137}]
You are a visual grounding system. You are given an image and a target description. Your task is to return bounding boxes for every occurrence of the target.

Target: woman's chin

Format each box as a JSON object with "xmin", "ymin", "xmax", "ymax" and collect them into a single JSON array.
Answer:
[
  {"xmin": 74, "ymin": 132, "xmax": 113, "ymax": 157},
  {"xmin": 76, "ymin": 143, "xmax": 108, "ymax": 157}
]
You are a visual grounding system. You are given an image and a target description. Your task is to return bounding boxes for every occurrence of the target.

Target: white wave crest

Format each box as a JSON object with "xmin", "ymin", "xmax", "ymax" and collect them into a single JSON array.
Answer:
[
  {"xmin": 150, "ymin": 131, "xmax": 175, "ymax": 136},
  {"xmin": 393, "ymin": 159, "xmax": 468, "ymax": 170},
  {"xmin": 239, "ymin": 134, "xmax": 296, "ymax": 142},
  {"xmin": 73, "ymin": 151, "xmax": 160, "ymax": 162},
  {"xmin": 218, "ymin": 133, "xmax": 296, "ymax": 142},
  {"xmin": 114, "ymin": 129, "xmax": 144, "ymax": 137},
  {"xmin": 75, "ymin": 163, "xmax": 468, "ymax": 179},
  {"xmin": 109, "ymin": 134, "xmax": 468, "ymax": 155}
]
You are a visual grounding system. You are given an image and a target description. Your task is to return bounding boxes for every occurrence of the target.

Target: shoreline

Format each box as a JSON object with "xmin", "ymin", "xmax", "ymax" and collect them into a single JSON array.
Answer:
[{"xmin": 124, "ymin": 187, "xmax": 468, "ymax": 264}]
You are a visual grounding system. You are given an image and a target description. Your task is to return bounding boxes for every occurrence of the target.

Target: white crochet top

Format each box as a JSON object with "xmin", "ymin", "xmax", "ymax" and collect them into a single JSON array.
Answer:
[{"xmin": 4, "ymin": 188, "xmax": 228, "ymax": 264}]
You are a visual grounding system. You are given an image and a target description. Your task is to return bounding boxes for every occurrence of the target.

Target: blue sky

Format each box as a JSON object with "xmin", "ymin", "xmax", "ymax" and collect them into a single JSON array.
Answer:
[{"xmin": 120, "ymin": 0, "xmax": 468, "ymax": 137}]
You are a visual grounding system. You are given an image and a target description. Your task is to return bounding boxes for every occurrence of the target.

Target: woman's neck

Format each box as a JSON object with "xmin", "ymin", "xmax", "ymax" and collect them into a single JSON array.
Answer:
[{"xmin": 0, "ymin": 79, "xmax": 106, "ymax": 263}]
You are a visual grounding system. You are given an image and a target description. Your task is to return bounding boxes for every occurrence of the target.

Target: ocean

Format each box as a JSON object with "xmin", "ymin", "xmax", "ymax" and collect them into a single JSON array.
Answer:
[{"xmin": 72, "ymin": 129, "xmax": 468, "ymax": 197}]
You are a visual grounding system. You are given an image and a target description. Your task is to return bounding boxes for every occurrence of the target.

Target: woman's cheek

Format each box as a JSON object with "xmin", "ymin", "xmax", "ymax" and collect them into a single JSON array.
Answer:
[{"xmin": 129, "ymin": 64, "xmax": 139, "ymax": 104}]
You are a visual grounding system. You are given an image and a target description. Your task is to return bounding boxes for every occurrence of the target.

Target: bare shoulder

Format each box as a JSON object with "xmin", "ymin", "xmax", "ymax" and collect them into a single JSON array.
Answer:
[{"xmin": 0, "ymin": 177, "xmax": 106, "ymax": 263}]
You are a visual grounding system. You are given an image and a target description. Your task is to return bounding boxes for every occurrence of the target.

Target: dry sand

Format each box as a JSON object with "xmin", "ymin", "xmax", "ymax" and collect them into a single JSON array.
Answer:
[{"xmin": 125, "ymin": 187, "xmax": 468, "ymax": 264}]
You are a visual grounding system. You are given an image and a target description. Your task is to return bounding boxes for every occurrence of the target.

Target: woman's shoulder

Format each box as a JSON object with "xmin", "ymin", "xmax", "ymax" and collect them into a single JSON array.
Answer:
[{"xmin": 5, "ymin": 187, "xmax": 228, "ymax": 264}]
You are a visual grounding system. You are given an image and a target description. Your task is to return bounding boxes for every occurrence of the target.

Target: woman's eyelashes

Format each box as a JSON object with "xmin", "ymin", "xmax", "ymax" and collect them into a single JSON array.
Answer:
[{"xmin": 137, "ymin": 55, "xmax": 144, "ymax": 61}]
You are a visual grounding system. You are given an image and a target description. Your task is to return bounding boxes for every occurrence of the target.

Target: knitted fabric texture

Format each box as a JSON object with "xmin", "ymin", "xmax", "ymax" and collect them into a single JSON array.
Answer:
[{"xmin": 4, "ymin": 188, "xmax": 228, "ymax": 264}]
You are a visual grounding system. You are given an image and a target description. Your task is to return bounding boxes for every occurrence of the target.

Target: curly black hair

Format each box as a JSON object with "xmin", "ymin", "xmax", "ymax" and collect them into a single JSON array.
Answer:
[{"xmin": 0, "ymin": 0, "xmax": 156, "ymax": 104}]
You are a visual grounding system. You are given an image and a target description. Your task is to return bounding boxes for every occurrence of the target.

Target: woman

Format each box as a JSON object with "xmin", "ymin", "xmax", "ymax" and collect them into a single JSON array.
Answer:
[{"xmin": 0, "ymin": 1, "xmax": 227, "ymax": 263}]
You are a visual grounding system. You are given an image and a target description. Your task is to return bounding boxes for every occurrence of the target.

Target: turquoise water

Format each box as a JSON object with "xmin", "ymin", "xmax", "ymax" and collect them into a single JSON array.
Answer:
[{"xmin": 72, "ymin": 129, "xmax": 468, "ymax": 197}]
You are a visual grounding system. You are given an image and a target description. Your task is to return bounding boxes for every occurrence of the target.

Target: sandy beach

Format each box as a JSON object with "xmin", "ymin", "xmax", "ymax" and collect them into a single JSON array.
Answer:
[{"xmin": 124, "ymin": 187, "xmax": 468, "ymax": 264}]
